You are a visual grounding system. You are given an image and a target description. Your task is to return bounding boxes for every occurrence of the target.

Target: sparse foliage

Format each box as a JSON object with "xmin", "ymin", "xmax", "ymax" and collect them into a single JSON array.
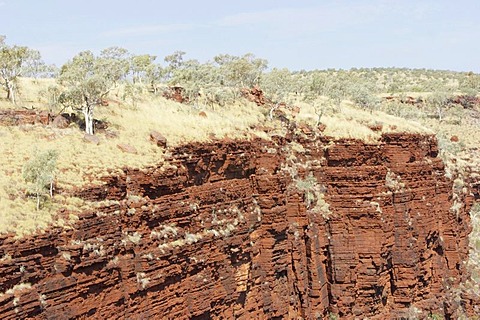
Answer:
[
  {"xmin": 99, "ymin": 46, "xmax": 131, "ymax": 86},
  {"xmin": 59, "ymin": 49, "xmax": 129, "ymax": 134},
  {"xmin": 213, "ymin": 53, "xmax": 268, "ymax": 102},
  {"xmin": 427, "ymin": 91, "xmax": 451, "ymax": 122},
  {"xmin": 164, "ymin": 50, "xmax": 186, "ymax": 81},
  {"xmin": 0, "ymin": 36, "xmax": 45, "ymax": 104},
  {"xmin": 347, "ymin": 83, "xmax": 380, "ymax": 111},
  {"xmin": 40, "ymin": 85, "xmax": 63, "ymax": 113},
  {"xmin": 261, "ymin": 67, "xmax": 294, "ymax": 106},
  {"xmin": 460, "ymin": 72, "xmax": 480, "ymax": 96},
  {"xmin": 131, "ymin": 54, "xmax": 156, "ymax": 84},
  {"xmin": 22, "ymin": 150, "xmax": 58, "ymax": 210},
  {"xmin": 295, "ymin": 173, "xmax": 330, "ymax": 218}
]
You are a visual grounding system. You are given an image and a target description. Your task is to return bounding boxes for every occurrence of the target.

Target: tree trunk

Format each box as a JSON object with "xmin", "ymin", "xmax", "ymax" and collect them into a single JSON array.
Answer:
[
  {"xmin": 6, "ymin": 81, "xmax": 15, "ymax": 104},
  {"xmin": 269, "ymin": 103, "xmax": 280, "ymax": 120},
  {"xmin": 437, "ymin": 106, "xmax": 443, "ymax": 122},
  {"xmin": 83, "ymin": 104, "xmax": 94, "ymax": 135}
]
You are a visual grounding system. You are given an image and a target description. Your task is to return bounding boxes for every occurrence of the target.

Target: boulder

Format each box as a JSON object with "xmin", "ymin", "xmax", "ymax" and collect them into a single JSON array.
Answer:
[
  {"xmin": 150, "ymin": 131, "xmax": 167, "ymax": 148},
  {"xmin": 83, "ymin": 134, "xmax": 100, "ymax": 145},
  {"xmin": 117, "ymin": 143, "xmax": 137, "ymax": 154},
  {"xmin": 105, "ymin": 130, "xmax": 119, "ymax": 139},
  {"xmin": 318, "ymin": 123, "xmax": 327, "ymax": 132},
  {"xmin": 368, "ymin": 123, "xmax": 383, "ymax": 132},
  {"xmin": 51, "ymin": 115, "xmax": 69, "ymax": 129}
]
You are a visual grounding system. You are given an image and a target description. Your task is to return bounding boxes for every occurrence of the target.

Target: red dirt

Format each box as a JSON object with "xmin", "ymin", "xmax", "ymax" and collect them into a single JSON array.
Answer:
[{"xmin": 0, "ymin": 133, "xmax": 477, "ymax": 319}]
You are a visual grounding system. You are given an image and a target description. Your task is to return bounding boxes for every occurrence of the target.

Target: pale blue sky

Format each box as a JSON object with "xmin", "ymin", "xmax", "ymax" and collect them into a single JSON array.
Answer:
[{"xmin": 1, "ymin": 0, "xmax": 479, "ymax": 72}]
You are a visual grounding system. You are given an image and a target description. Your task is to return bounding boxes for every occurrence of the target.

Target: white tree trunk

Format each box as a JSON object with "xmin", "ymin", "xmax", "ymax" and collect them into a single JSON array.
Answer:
[
  {"xmin": 83, "ymin": 105, "xmax": 94, "ymax": 135},
  {"xmin": 9, "ymin": 87, "xmax": 15, "ymax": 105},
  {"xmin": 437, "ymin": 106, "xmax": 443, "ymax": 122},
  {"xmin": 6, "ymin": 81, "xmax": 15, "ymax": 104}
]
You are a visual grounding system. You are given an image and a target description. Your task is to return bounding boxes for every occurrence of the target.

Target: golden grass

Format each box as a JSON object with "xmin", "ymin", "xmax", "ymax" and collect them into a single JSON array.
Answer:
[
  {"xmin": 0, "ymin": 77, "xmax": 475, "ymax": 237},
  {"xmin": 103, "ymin": 95, "xmax": 268, "ymax": 147},
  {"xmin": 0, "ymin": 81, "xmax": 271, "ymax": 236},
  {"xmin": 0, "ymin": 77, "xmax": 57, "ymax": 110},
  {"xmin": 294, "ymin": 100, "xmax": 431, "ymax": 142}
]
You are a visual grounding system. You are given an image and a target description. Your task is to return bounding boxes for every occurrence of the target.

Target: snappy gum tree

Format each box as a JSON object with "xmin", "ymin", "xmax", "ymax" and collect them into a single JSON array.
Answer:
[
  {"xmin": 22, "ymin": 149, "xmax": 58, "ymax": 210},
  {"xmin": 59, "ymin": 49, "xmax": 129, "ymax": 134},
  {"xmin": 0, "ymin": 36, "xmax": 44, "ymax": 104}
]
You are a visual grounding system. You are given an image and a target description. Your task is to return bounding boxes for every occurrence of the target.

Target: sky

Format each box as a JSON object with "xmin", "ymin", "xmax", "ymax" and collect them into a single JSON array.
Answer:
[{"xmin": 0, "ymin": 0, "xmax": 479, "ymax": 72}]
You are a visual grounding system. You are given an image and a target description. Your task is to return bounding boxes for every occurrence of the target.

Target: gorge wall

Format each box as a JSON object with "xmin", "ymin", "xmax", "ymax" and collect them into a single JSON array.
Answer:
[{"xmin": 0, "ymin": 131, "xmax": 476, "ymax": 319}]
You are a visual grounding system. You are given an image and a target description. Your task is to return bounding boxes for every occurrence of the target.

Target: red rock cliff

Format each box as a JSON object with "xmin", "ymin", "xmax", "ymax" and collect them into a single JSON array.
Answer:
[{"xmin": 0, "ymin": 133, "xmax": 475, "ymax": 319}]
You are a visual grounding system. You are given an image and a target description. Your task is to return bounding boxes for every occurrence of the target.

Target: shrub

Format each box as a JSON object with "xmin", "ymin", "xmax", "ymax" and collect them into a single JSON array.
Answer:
[{"xmin": 295, "ymin": 173, "xmax": 331, "ymax": 218}]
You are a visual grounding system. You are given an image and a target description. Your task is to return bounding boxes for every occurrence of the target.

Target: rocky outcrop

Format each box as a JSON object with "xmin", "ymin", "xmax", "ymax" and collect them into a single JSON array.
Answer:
[
  {"xmin": 163, "ymin": 86, "xmax": 188, "ymax": 104},
  {"xmin": 0, "ymin": 133, "xmax": 476, "ymax": 319},
  {"xmin": 241, "ymin": 86, "xmax": 268, "ymax": 106},
  {"xmin": 0, "ymin": 109, "xmax": 51, "ymax": 126}
]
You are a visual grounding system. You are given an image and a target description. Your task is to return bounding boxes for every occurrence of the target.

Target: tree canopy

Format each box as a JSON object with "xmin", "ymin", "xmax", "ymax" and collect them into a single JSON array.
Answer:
[
  {"xmin": 0, "ymin": 36, "xmax": 44, "ymax": 103},
  {"xmin": 59, "ymin": 49, "xmax": 131, "ymax": 134},
  {"xmin": 22, "ymin": 149, "xmax": 58, "ymax": 210}
]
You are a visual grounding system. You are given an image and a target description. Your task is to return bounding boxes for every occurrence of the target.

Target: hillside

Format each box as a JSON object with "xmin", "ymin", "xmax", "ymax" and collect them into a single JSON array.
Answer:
[{"xmin": 0, "ymin": 68, "xmax": 479, "ymax": 318}]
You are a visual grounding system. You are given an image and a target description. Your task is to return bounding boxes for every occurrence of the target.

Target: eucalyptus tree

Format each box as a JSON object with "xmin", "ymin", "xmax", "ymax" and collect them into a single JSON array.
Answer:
[
  {"xmin": 261, "ymin": 68, "xmax": 294, "ymax": 103},
  {"xmin": 131, "ymin": 54, "xmax": 156, "ymax": 84},
  {"xmin": 164, "ymin": 50, "xmax": 186, "ymax": 82},
  {"xmin": 213, "ymin": 53, "xmax": 268, "ymax": 88},
  {"xmin": 460, "ymin": 72, "xmax": 480, "ymax": 96},
  {"xmin": 99, "ymin": 46, "xmax": 131, "ymax": 86},
  {"xmin": 167, "ymin": 58, "xmax": 226, "ymax": 107},
  {"xmin": 260, "ymin": 68, "xmax": 296, "ymax": 118},
  {"xmin": 212, "ymin": 53, "xmax": 268, "ymax": 103},
  {"xmin": 346, "ymin": 82, "xmax": 380, "ymax": 111},
  {"xmin": 59, "ymin": 48, "xmax": 129, "ymax": 135},
  {"xmin": 22, "ymin": 149, "xmax": 58, "ymax": 210},
  {"xmin": 427, "ymin": 90, "xmax": 451, "ymax": 122},
  {"xmin": 304, "ymin": 71, "xmax": 346, "ymax": 106},
  {"xmin": 145, "ymin": 64, "xmax": 165, "ymax": 94},
  {"xmin": 0, "ymin": 36, "xmax": 44, "ymax": 104}
]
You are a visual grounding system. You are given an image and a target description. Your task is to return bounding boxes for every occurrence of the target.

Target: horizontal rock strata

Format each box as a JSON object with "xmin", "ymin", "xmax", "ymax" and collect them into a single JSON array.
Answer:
[{"xmin": 0, "ymin": 133, "xmax": 475, "ymax": 319}]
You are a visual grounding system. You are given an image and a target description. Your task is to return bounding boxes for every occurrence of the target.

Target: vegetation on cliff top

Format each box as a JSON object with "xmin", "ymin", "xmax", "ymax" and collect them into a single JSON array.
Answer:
[{"xmin": 0, "ymin": 37, "xmax": 479, "ymax": 237}]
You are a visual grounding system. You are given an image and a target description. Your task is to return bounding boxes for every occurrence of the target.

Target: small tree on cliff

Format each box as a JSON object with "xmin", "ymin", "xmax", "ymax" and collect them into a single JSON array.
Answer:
[
  {"xmin": 0, "ymin": 36, "xmax": 44, "ymax": 104},
  {"xmin": 22, "ymin": 149, "xmax": 58, "ymax": 210},
  {"xmin": 59, "ymin": 49, "xmax": 128, "ymax": 134}
]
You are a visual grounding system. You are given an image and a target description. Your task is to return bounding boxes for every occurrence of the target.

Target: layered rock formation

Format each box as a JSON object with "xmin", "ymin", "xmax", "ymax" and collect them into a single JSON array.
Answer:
[
  {"xmin": 0, "ymin": 132, "xmax": 475, "ymax": 319},
  {"xmin": 0, "ymin": 109, "xmax": 51, "ymax": 126}
]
